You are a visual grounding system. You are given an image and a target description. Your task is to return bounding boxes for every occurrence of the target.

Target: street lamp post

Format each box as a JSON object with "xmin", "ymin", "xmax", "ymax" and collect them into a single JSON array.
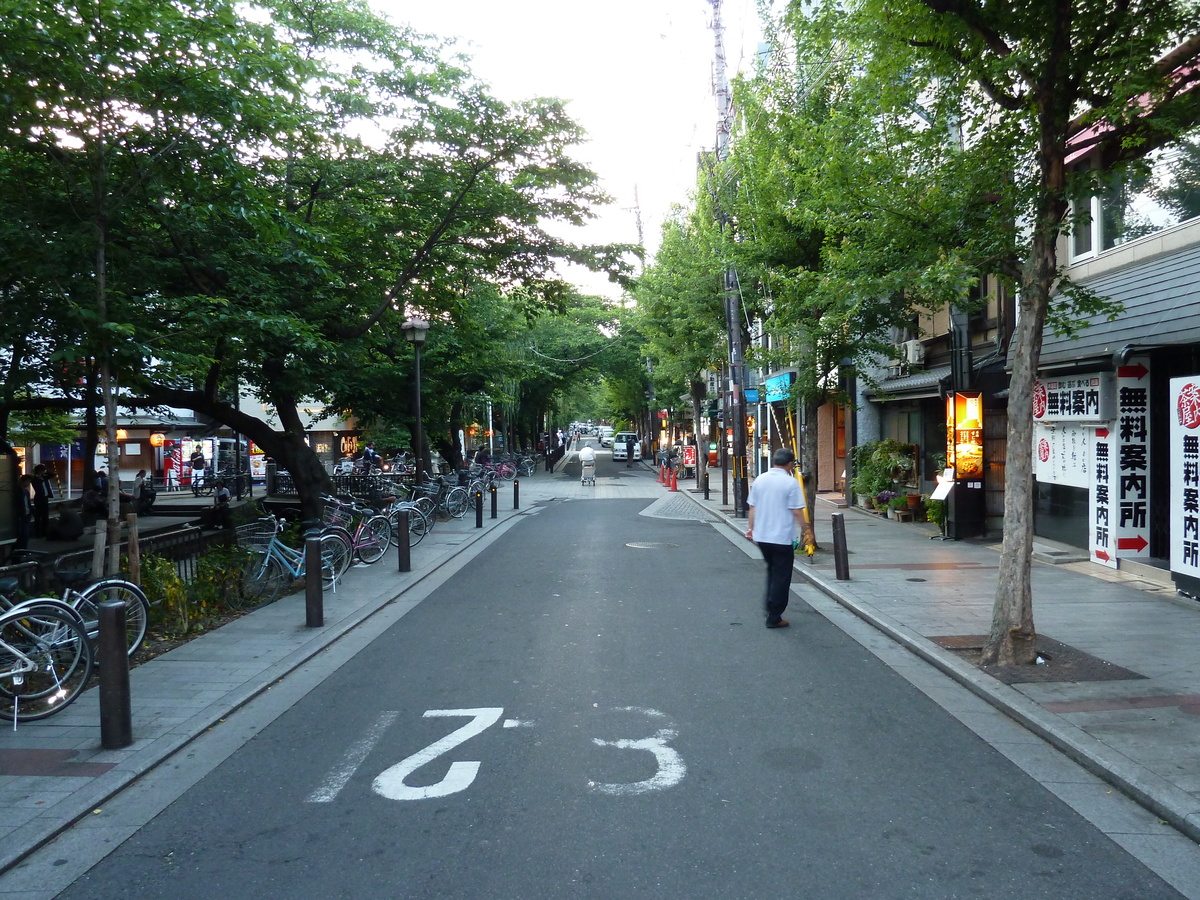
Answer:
[{"xmin": 402, "ymin": 318, "xmax": 431, "ymax": 478}]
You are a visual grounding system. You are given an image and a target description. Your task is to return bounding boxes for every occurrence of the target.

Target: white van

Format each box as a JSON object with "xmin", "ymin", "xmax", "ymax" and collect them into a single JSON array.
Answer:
[{"xmin": 611, "ymin": 432, "xmax": 641, "ymax": 461}]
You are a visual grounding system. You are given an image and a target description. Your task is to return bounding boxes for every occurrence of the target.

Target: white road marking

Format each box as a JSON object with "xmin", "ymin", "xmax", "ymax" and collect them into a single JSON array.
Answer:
[
  {"xmin": 590, "ymin": 729, "xmax": 686, "ymax": 796},
  {"xmin": 372, "ymin": 708, "xmax": 505, "ymax": 801},
  {"xmin": 308, "ymin": 710, "xmax": 399, "ymax": 803}
]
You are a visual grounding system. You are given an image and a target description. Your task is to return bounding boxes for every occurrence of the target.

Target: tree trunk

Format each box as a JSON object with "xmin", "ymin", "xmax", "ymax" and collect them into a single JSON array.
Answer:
[
  {"xmin": 982, "ymin": 116, "xmax": 1068, "ymax": 666},
  {"xmin": 800, "ymin": 395, "xmax": 820, "ymax": 529}
]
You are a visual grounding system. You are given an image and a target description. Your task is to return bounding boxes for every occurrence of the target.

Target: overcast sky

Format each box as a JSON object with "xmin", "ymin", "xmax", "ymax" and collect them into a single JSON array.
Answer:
[{"xmin": 374, "ymin": 0, "xmax": 765, "ymax": 298}]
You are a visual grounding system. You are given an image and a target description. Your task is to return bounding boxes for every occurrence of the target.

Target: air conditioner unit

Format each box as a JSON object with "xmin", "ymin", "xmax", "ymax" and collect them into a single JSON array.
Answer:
[{"xmin": 902, "ymin": 340, "xmax": 925, "ymax": 365}]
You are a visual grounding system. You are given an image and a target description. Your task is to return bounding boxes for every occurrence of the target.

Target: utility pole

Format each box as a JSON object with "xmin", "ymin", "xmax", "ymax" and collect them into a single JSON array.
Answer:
[{"xmin": 709, "ymin": 0, "xmax": 749, "ymax": 515}]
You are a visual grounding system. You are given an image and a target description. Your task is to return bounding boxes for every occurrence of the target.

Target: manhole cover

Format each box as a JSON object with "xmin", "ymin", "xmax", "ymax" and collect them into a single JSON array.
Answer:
[
  {"xmin": 906, "ymin": 577, "xmax": 927, "ymax": 582},
  {"xmin": 625, "ymin": 542, "xmax": 680, "ymax": 549}
]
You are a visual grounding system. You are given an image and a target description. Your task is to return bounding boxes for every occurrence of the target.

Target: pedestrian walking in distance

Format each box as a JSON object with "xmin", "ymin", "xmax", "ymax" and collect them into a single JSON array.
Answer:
[{"xmin": 744, "ymin": 448, "xmax": 808, "ymax": 629}]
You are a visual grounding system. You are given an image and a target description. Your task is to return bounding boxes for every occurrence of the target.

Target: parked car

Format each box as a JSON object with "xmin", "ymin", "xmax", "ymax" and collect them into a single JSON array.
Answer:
[
  {"xmin": 611, "ymin": 432, "xmax": 642, "ymax": 461},
  {"xmin": 599, "ymin": 427, "xmax": 615, "ymax": 448}
]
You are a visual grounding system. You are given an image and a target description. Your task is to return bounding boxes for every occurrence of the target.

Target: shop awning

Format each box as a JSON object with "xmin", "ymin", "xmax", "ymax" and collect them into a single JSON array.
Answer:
[{"xmin": 864, "ymin": 365, "xmax": 951, "ymax": 400}]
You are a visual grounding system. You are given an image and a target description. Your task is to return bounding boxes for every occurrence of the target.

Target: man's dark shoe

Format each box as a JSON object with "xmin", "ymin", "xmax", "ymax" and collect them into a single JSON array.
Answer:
[{"xmin": 766, "ymin": 619, "xmax": 790, "ymax": 629}]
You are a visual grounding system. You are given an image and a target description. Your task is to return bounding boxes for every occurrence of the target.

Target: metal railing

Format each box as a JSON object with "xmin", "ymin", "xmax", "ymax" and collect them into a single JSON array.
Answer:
[{"xmin": 0, "ymin": 526, "xmax": 231, "ymax": 596}]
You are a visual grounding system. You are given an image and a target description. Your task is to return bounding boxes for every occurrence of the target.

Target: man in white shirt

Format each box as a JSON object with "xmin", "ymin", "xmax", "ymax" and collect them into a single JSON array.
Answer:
[{"xmin": 744, "ymin": 448, "xmax": 808, "ymax": 629}]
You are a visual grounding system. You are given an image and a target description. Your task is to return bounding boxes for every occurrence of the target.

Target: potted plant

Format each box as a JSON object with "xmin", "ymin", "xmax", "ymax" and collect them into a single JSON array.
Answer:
[
  {"xmin": 875, "ymin": 489, "xmax": 898, "ymax": 515},
  {"xmin": 852, "ymin": 442, "xmax": 894, "ymax": 506},
  {"xmin": 887, "ymin": 494, "xmax": 910, "ymax": 517},
  {"xmin": 925, "ymin": 497, "xmax": 946, "ymax": 529}
]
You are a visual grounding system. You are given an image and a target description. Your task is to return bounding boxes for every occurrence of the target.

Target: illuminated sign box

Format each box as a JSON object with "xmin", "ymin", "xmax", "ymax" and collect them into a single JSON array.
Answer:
[
  {"xmin": 764, "ymin": 371, "xmax": 796, "ymax": 403},
  {"xmin": 946, "ymin": 392, "xmax": 984, "ymax": 480}
]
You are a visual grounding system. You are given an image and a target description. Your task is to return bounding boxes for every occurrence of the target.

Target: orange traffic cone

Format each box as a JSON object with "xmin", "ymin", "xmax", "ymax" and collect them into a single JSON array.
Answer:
[
  {"xmin": 657, "ymin": 464, "xmax": 665, "ymax": 484},
  {"xmin": 668, "ymin": 467, "xmax": 679, "ymax": 492}
]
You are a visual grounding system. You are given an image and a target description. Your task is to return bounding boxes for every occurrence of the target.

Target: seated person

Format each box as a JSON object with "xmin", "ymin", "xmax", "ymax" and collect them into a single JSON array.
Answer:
[
  {"xmin": 47, "ymin": 507, "xmax": 85, "ymax": 541},
  {"xmin": 81, "ymin": 488, "xmax": 105, "ymax": 515},
  {"xmin": 211, "ymin": 479, "xmax": 233, "ymax": 529}
]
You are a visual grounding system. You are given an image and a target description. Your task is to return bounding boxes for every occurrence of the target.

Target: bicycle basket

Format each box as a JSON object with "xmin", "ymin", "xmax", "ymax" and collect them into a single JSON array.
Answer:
[
  {"xmin": 322, "ymin": 504, "xmax": 354, "ymax": 528},
  {"xmin": 235, "ymin": 520, "xmax": 275, "ymax": 551}
]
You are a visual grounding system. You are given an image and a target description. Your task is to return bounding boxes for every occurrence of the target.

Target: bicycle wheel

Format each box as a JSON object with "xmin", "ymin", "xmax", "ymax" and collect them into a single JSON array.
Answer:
[
  {"xmin": 407, "ymin": 506, "xmax": 430, "ymax": 546},
  {"xmin": 413, "ymin": 495, "xmax": 438, "ymax": 528},
  {"xmin": 0, "ymin": 603, "xmax": 94, "ymax": 722},
  {"xmin": 319, "ymin": 531, "xmax": 353, "ymax": 589},
  {"xmin": 495, "ymin": 461, "xmax": 517, "ymax": 481},
  {"xmin": 240, "ymin": 552, "xmax": 286, "ymax": 605},
  {"xmin": 387, "ymin": 505, "xmax": 427, "ymax": 548},
  {"xmin": 73, "ymin": 577, "xmax": 151, "ymax": 658},
  {"xmin": 355, "ymin": 515, "xmax": 392, "ymax": 564},
  {"xmin": 446, "ymin": 486, "xmax": 470, "ymax": 518}
]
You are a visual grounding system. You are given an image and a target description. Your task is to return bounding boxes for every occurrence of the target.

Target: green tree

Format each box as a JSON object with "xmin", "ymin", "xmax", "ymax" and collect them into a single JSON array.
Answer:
[
  {"xmin": 0, "ymin": 0, "xmax": 631, "ymax": 527},
  {"xmin": 772, "ymin": 0, "xmax": 1200, "ymax": 664},
  {"xmin": 635, "ymin": 209, "xmax": 726, "ymax": 472}
]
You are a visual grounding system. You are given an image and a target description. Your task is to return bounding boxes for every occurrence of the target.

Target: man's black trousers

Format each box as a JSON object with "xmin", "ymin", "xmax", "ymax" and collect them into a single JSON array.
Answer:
[{"xmin": 757, "ymin": 541, "xmax": 795, "ymax": 625}]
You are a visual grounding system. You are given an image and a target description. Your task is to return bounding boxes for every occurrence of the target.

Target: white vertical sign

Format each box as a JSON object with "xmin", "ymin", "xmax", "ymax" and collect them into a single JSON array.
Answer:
[
  {"xmin": 1115, "ymin": 358, "xmax": 1151, "ymax": 559},
  {"xmin": 1090, "ymin": 425, "xmax": 1117, "ymax": 568},
  {"xmin": 1170, "ymin": 377, "xmax": 1200, "ymax": 580},
  {"xmin": 1033, "ymin": 422, "xmax": 1091, "ymax": 487}
]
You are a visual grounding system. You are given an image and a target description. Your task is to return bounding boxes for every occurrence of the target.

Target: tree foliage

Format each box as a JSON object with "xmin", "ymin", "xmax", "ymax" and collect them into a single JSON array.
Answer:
[{"xmin": 0, "ymin": 0, "xmax": 632, "ymax": 520}]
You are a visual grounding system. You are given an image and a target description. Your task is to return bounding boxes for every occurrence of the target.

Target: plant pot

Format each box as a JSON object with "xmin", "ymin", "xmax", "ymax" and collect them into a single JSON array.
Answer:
[{"xmin": 906, "ymin": 494, "xmax": 922, "ymax": 509}]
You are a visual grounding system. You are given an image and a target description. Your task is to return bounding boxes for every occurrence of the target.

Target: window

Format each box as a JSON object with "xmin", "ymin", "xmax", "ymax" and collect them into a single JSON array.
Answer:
[{"xmin": 1069, "ymin": 131, "xmax": 1200, "ymax": 262}]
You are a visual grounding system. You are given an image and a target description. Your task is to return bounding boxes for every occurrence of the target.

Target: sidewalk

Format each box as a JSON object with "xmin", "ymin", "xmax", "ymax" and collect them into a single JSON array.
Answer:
[{"xmin": 671, "ymin": 473, "xmax": 1200, "ymax": 845}]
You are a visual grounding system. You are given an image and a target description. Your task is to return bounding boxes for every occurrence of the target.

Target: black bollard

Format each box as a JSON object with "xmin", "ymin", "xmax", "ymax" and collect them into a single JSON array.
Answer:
[
  {"xmin": 396, "ymin": 508, "xmax": 411, "ymax": 573},
  {"xmin": 703, "ymin": 472, "xmax": 710, "ymax": 501},
  {"xmin": 490, "ymin": 483, "xmax": 498, "ymax": 519},
  {"xmin": 98, "ymin": 599, "xmax": 132, "ymax": 749},
  {"xmin": 513, "ymin": 478, "xmax": 520, "ymax": 510},
  {"xmin": 305, "ymin": 536, "xmax": 323, "ymax": 627},
  {"xmin": 475, "ymin": 490, "xmax": 484, "ymax": 528},
  {"xmin": 831, "ymin": 512, "xmax": 850, "ymax": 581}
]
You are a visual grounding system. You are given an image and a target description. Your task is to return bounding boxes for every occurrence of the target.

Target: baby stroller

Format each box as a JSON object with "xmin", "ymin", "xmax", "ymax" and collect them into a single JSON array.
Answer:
[{"xmin": 581, "ymin": 456, "xmax": 596, "ymax": 486}]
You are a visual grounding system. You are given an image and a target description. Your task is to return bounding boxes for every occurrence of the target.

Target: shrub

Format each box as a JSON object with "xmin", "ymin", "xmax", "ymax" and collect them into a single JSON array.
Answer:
[
  {"xmin": 194, "ymin": 544, "xmax": 252, "ymax": 614},
  {"xmin": 142, "ymin": 555, "xmax": 203, "ymax": 638},
  {"xmin": 142, "ymin": 543, "xmax": 258, "ymax": 640}
]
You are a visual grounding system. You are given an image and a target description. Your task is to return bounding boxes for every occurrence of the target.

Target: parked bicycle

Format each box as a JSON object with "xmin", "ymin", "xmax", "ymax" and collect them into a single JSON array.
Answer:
[
  {"xmin": 0, "ymin": 597, "xmax": 93, "ymax": 724},
  {"xmin": 379, "ymin": 493, "xmax": 433, "ymax": 547},
  {"xmin": 321, "ymin": 495, "xmax": 392, "ymax": 564},
  {"xmin": 236, "ymin": 517, "xmax": 352, "ymax": 605},
  {"xmin": 5, "ymin": 552, "xmax": 150, "ymax": 658},
  {"xmin": 412, "ymin": 472, "xmax": 470, "ymax": 519}
]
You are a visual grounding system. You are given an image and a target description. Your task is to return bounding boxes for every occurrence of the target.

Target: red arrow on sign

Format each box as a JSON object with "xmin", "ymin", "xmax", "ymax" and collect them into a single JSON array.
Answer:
[
  {"xmin": 1117, "ymin": 363, "xmax": 1149, "ymax": 380},
  {"xmin": 1094, "ymin": 550, "xmax": 1111, "ymax": 561},
  {"xmin": 1095, "ymin": 427, "xmax": 1110, "ymax": 438},
  {"xmin": 1117, "ymin": 535, "xmax": 1149, "ymax": 553}
]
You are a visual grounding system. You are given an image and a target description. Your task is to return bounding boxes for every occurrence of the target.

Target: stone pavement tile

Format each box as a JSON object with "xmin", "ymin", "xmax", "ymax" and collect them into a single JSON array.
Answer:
[
  {"xmin": 1048, "ymin": 780, "xmax": 1183, "ymax": 835},
  {"xmin": 945, "ymin": 709, "xmax": 1050, "ymax": 744},
  {"xmin": 0, "ymin": 735, "xmax": 95, "ymax": 751},
  {"xmin": 0, "ymin": 788, "xmax": 77, "ymax": 810},
  {"xmin": 988, "ymin": 739, "xmax": 1109, "ymax": 785}
]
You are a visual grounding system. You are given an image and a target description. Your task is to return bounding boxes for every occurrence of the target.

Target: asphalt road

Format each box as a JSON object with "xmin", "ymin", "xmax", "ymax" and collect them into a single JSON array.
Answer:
[{"xmin": 53, "ymin": 469, "xmax": 1185, "ymax": 899}]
